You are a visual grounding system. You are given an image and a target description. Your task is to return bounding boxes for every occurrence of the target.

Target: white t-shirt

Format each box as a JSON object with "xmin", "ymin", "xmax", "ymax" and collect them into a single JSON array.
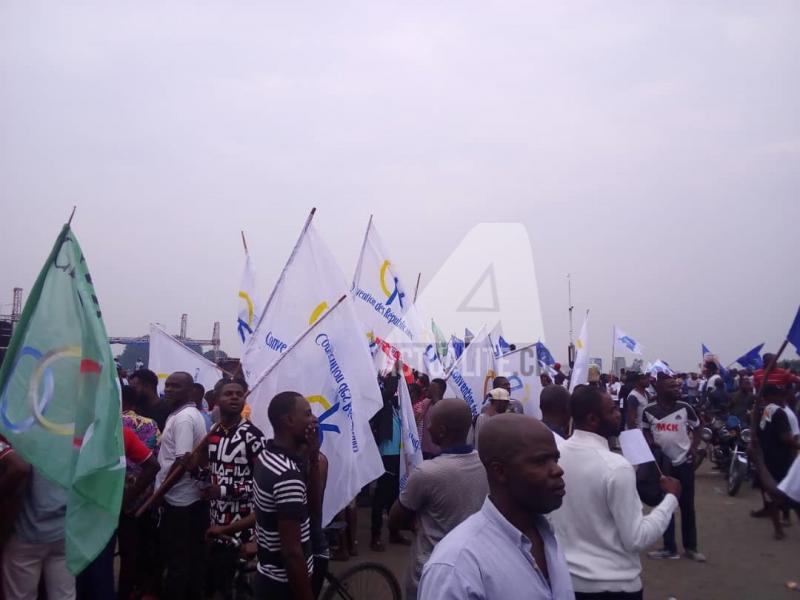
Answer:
[
  {"xmin": 626, "ymin": 390, "xmax": 650, "ymax": 429},
  {"xmin": 156, "ymin": 404, "xmax": 208, "ymax": 507},
  {"xmin": 783, "ymin": 406, "xmax": 800, "ymax": 438},
  {"xmin": 642, "ymin": 401, "xmax": 700, "ymax": 466},
  {"xmin": 609, "ymin": 382, "xmax": 622, "ymax": 403},
  {"xmin": 702, "ymin": 374, "xmax": 722, "ymax": 396}
]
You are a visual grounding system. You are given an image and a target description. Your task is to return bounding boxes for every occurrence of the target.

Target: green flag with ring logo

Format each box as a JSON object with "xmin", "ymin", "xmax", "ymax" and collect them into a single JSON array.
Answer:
[{"xmin": 0, "ymin": 224, "xmax": 124, "ymax": 574}]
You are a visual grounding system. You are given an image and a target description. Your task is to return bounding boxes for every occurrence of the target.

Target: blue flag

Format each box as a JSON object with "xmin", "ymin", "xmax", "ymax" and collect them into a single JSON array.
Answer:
[
  {"xmin": 535, "ymin": 341, "xmax": 556, "ymax": 366},
  {"xmin": 498, "ymin": 335, "xmax": 512, "ymax": 356},
  {"xmin": 451, "ymin": 335, "xmax": 465, "ymax": 360},
  {"xmin": 788, "ymin": 306, "xmax": 800, "ymax": 356},
  {"xmin": 736, "ymin": 343, "xmax": 765, "ymax": 370},
  {"xmin": 701, "ymin": 343, "xmax": 711, "ymax": 359}
]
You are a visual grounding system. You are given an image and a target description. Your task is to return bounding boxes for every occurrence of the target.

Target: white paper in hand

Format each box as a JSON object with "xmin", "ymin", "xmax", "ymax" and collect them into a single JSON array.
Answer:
[
  {"xmin": 778, "ymin": 456, "xmax": 800, "ymax": 503},
  {"xmin": 619, "ymin": 429, "xmax": 656, "ymax": 466}
]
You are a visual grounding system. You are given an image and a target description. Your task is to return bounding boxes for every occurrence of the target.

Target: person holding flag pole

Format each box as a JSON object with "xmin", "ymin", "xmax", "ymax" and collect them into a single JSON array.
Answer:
[
  {"xmin": 0, "ymin": 212, "xmax": 125, "ymax": 597},
  {"xmin": 745, "ymin": 306, "xmax": 800, "ymax": 536}
]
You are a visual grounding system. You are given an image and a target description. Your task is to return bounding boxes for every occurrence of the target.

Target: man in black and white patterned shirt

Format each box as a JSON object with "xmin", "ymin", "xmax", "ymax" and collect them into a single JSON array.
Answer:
[
  {"xmin": 204, "ymin": 379, "xmax": 266, "ymax": 598},
  {"xmin": 642, "ymin": 375, "xmax": 705, "ymax": 563},
  {"xmin": 253, "ymin": 391, "xmax": 320, "ymax": 600}
]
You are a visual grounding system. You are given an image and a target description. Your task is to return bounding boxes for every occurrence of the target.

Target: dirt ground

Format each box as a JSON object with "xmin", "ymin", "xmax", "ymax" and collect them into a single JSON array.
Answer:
[{"xmin": 337, "ymin": 461, "xmax": 800, "ymax": 600}]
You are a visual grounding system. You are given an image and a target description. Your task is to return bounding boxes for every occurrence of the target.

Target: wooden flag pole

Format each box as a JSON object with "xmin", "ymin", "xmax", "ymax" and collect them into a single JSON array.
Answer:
[
  {"xmin": 413, "ymin": 272, "xmax": 422, "ymax": 303},
  {"xmin": 134, "ymin": 424, "xmax": 219, "ymax": 517},
  {"xmin": 67, "ymin": 206, "xmax": 77, "ymax": 226},
  {"xmin": 241, "ymin": 230, "xmax": 249, "ymax": 254}
]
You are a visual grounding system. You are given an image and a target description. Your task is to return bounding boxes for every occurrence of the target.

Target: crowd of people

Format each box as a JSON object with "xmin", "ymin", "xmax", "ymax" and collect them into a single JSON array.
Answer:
[{"xmin": 1, "ymin": 355, "xmax": 799, "ymax": 600}]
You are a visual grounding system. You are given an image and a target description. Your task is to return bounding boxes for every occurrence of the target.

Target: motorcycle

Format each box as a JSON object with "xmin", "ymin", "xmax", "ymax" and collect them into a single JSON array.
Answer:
[
  {"xmin": 721, "ymin": 415, "xmax": 752, "ymax": 496},
  {"xmin": 696, "ymin": 412, "xmax": 728, "ymax": 471}
]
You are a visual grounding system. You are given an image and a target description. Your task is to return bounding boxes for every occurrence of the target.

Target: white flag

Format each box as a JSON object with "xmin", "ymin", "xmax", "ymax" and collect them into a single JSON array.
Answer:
[
  {"xmin": 647, "ymin": 359, "xmax": 674, "ymax": 377},
  {"xmin": 242, "ymin": 211, "xmax": 375, "ymax": 415},
  {"xmin": 148, "ymin": 324, "xmax": 224, "ymax": 394},
  {"xmin": 247, "ymin": 298, "xmax": 385, "ymax": 525},
  {"xmin": 351, "ymin": 217, "xmax": 436, "ymax": 374},
  {"xmin": 569, "ymin": 312, "xmax": 590, "ymax": 393},
  {"xmin": 614, "ymin": 326, "xmax": 644, "ymax": 355},
  {"xmin": 351, "ymin": 217, "xmax": 424, "ymax": 343},
  {"xmin": 398, "ymin": 376, "xmax": 423, "ymax": 491},
  {"xmin": 236, "ymin": 251, "xmax": 261, "ymax": 348},
  {"xmin": 494, "ymin": 343, "xmax": 543, "ymax": 419},
  {"xmin": 442, "ymin": 335, "xmax": 458, "ymax": 374},
  {"xmin": 447, "ymin": 325, "xmax": 496, "ymax": 417}
]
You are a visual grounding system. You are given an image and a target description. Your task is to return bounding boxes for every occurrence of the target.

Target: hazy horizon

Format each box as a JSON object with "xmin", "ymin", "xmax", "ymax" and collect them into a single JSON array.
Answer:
[{"xmin": 2, "ymin": 2, "xmax": 799, "ymax": 372}]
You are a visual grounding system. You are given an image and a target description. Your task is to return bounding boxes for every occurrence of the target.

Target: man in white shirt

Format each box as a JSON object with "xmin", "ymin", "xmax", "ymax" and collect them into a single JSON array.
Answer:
[
  {"xmin": 156, "ymin": 371, "xmax": 209, "ymax": 600},
  {"xmin": 624, "ymin": 373, "xmax": 651, "ymax": 430},
  {"xmin": 781, "ymin": 390, "xmax": 800, "ymax": 440},
  {"xmin": 551, "ymin": 385, "xmax": 680, "ymax": 599},
  {"xmin": 700, "ymin": 361, "xmax": 722, "ymax": 401},
  {"xmin": 642, "ymin": 376, "xmax": 705, "ymax": 562}
]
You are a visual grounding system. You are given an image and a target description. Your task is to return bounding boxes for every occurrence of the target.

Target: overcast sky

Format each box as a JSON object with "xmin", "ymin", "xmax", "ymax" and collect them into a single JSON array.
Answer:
[{"xmin": 1, "ymin": 2, "xmax": 798, "ymax": 372}]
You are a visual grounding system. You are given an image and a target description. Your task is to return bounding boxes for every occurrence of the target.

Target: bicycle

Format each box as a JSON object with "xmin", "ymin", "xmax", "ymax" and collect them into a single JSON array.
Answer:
[
  {"xmin": 218, "ymin": 532, "xmax": 402, "ymax": 600},
  {"xmin": 320, "ymin": 561, "xmax": 402, "ymax": 600}
]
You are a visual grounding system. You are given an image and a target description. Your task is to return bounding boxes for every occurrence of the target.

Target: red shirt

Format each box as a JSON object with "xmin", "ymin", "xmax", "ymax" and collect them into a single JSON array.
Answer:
[
  {"xmin": 123, "ymin": 427, "xmax": 152, "ymax": 465},
  {"xmin": 753, "ymin": 367, "xmax": 800, "ymax": 390}
]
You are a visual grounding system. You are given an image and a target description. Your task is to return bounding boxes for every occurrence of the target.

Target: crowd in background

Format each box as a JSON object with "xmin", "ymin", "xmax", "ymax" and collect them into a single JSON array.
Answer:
[{"xmin": 1, "ymin": 354, "xmax": 799, "ymax": 600}]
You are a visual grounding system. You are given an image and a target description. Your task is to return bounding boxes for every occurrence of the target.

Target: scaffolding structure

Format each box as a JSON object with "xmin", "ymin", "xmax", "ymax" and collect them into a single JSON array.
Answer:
[
  {"xmin": 109, "ymin": 314, "xmax": 221, "ymax": 358},
  {"xmin": 0, "ymin": 288, "xmax": 223, "ymax": 367}
]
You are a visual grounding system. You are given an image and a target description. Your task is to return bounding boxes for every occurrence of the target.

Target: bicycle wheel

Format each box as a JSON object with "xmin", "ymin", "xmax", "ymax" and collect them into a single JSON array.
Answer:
[{"xmin": 322, "ymin": 561, "xmax": 402, "ymax": 600}]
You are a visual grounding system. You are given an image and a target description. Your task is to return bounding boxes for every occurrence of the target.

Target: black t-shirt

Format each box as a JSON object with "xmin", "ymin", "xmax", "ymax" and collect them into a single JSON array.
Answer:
[
  {"xmin": 139, "ymin": 399, "xmax": 171, "ymax": 432},
  {"xmin": 758, "ymin": 404, "xmax": 794, "ymax": 480},
  {"xmin": 253, "ymin": 440, "xmax": 313, "ymax": 583}
]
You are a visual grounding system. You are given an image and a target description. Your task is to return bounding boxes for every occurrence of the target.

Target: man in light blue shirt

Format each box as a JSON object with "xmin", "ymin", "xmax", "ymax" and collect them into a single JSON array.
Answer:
[{"xmin": 418, "ymin": 413, "xmax": 574, "ymax": 600}]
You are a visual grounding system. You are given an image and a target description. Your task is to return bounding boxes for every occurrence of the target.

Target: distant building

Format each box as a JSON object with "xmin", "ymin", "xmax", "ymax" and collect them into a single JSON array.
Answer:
[{"xmin": 613, "ymin": 356, "xmax": 626, "ymax": 376}]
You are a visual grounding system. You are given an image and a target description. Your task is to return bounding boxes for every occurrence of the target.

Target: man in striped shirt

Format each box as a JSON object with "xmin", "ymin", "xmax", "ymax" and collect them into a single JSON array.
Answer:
[{"xmin": 253, "ymin": 391, "xmax": 320, "ymax": 600}]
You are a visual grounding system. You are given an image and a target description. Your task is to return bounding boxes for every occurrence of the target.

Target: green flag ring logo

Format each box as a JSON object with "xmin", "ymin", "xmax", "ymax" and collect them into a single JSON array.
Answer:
[{"xmin": 0, "ymin": 345, "xmax": 94, "ymax": 436}]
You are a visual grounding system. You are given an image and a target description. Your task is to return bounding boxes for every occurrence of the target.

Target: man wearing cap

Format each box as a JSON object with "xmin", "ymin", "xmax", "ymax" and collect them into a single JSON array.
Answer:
[
  {"xmin": 468, "ymin": 388, "xmax": 509, "ymax": 452},
  {"xmin": 483, "ymin": 376, "xmax": 525, "ymax": 415}
]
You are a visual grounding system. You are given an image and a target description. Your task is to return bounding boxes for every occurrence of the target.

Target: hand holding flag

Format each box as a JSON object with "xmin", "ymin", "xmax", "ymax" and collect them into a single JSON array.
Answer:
[{"xmin": 0, "ymin": 224, "xmax": 124, "ymax": 574}]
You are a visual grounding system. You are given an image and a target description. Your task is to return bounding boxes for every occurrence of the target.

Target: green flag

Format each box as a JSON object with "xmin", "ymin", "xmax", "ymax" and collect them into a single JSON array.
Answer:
[
  {"xmin": 0, "ymin": 224, "xmax": 124, "ymax": 574},
  {"xmin": 431, "ymin": 319, "xmax": 448, "ymax": 359}
]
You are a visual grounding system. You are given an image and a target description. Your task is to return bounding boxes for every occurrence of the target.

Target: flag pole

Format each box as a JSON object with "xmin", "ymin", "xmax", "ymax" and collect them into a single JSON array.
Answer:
[
  {"xmin": 250, "ymin": 207, "xmax": 316, "ymax": 335},
  {"xmin": 67, "ymin": 206, "xmax": 77, "ymax": 226},
  {"xmin": 241, "ymin": 230, "xmax": 249, "ymax": 254},
  {"xmin": 135, "ymin": 424, "xmax": 219, "ymax": 517},
  {"xmin": 413, "ymin": 272, "xmax": 422, "ymax": 303},
  {"xmin": 249, "ymin": 295, "xmax": 348, "ymax": 391},
  {"xmin": 610, "ymin": 325, "xmax": 616, "ymax": 377},
  {"xmin": 351, "ymin": 214, "xmax": 373, "ymax": 291}
]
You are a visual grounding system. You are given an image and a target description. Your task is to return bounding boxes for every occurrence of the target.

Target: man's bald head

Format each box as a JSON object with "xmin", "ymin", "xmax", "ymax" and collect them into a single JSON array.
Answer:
[
  {"xmin": 478, "ymin": 414, "xmax": 551, "ymax": 467},
  {"xmin": 164, "ymin": 371, "xmax": 194, "ymax": 408},
  {"xmin": 478, "ymin": 413, "xmax": 565, "ymax": 515},
  {"xmin": 429, "ymin": 398, "xmax": 473, "ymax": 448}
]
